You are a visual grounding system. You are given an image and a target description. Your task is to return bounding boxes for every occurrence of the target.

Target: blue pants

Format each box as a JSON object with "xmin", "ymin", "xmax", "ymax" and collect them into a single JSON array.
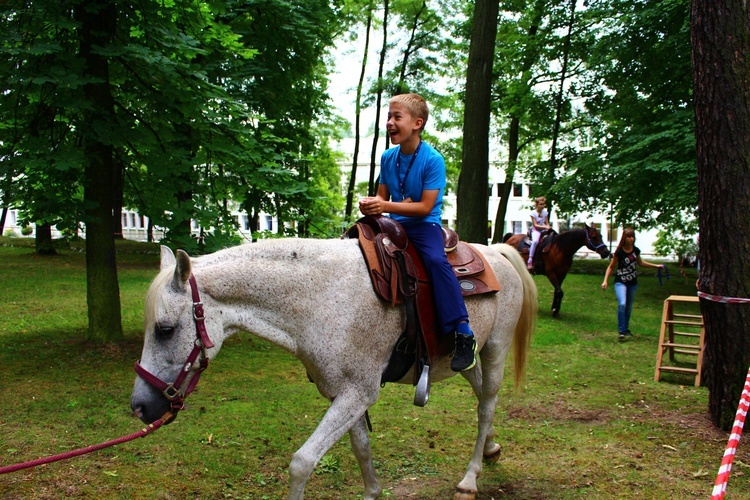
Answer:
[
  {"xmin": 614, "ymin": 282, "xmax": 638, "ymax": 333},
  {"xmin": 405, "ymin": 222, "xmax": 469, "ymax": 335}
]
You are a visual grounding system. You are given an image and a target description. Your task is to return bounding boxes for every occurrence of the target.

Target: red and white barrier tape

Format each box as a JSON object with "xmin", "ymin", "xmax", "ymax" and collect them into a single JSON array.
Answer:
[
  {"xmin": 698, "ymin": 291, "xmax": 750, "ymax": 304},
  {"xmin": 711, "ymin": 367, "xmax": 750, "ymax": 500}
]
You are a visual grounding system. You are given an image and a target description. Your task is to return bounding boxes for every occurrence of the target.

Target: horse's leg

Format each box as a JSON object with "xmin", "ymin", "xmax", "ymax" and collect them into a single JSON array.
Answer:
[
  {"xmin": 553, "ymin": 286, "xmax": 563, "ymax": 317},
  {"xmin": 349, "ymin": 414, "xmax": 382, "ymax": 499},
  {"xmin": 459, "ymin": 363, "xmax": 501, "ymax": 461},
  {"xmin": 547, "ymin": 273, "xmax": 563, "ymax": 317},
  {"xmin": 454, "ymin": 343, "xmax": 509, "ymax": 500},
  {"xmin": 288, "ymin": 388, "xmax": 378, "ymax": 500}
]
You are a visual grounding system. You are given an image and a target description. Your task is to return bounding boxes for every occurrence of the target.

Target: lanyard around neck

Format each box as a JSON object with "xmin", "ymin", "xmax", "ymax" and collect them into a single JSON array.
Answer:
[{"xmin": 397, "ymin": 141, "xmax": 422, "ymax": 200}]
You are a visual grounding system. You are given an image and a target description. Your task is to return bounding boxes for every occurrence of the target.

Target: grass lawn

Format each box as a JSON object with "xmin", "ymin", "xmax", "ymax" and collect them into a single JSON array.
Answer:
[{"xmin": 0, "ymin": 238, "xmax": 747, "ymax": 499}]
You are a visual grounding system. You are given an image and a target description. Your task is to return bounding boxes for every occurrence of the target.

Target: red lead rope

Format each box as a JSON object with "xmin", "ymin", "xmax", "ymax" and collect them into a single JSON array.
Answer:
[
  {"xmin": 0, "ymin": 411, "xmax": 175, "ymax": 475},
  {"xmin": 1, "ymin": 273, "xmax": 214, "ymax": 475}
]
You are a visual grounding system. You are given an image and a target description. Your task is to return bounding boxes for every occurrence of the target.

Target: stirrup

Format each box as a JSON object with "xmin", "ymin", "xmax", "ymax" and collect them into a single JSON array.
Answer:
[{"xmin": 413, "ymin": 364, "xmax": 430, "ymax": 407}]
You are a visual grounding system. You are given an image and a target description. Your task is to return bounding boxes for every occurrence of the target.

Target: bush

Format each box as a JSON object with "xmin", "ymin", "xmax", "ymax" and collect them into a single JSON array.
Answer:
[{"xmin": 21, "ymin": 226, "xmax": 33, "ymax": 236}]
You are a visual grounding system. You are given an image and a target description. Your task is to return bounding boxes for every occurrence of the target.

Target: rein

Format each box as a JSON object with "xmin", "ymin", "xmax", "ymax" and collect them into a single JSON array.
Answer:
[
  {"xmin": 658, "ymin": 265, "xmax": 670, "ymax": 286},
  {"xmin": 0, "ymin": 412, "xmax": 174, "ymax": 475},
  {"xmin": 134, "ymin": 274, "xmax": 214, "ymax": 413},
  {"xmin": 0, "ymin": 274, "xmax": 212, "ymax": 475},
  {"xmin": 0, "ymin": 274, "xmax": 214, "ymax": 474}
]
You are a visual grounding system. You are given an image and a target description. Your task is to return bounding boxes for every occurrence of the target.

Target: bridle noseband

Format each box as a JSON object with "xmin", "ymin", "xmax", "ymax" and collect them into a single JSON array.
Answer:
[
  {"xmin": 134, "ymin": 274, "xmax": 214, "ymax": 414},
  {"xmin": 584, "ymin": 228, "xmax": 607, "ymax": 254}
]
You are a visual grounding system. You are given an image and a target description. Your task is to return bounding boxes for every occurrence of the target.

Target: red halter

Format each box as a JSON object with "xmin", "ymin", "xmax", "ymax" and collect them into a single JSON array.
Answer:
[{"xmin": 134, "ymin": 274, "xmax": 214, "ymax": 413}]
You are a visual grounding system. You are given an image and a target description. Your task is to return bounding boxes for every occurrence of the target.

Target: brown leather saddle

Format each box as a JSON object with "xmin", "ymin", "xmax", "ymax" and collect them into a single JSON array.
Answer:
[
  {"xmin": 520, "ymin": 229, "xmax": 557, "ymax": 273},
  {"xmin": 343, "ymin": 215, "xmax": 501, "ymax": 388}
]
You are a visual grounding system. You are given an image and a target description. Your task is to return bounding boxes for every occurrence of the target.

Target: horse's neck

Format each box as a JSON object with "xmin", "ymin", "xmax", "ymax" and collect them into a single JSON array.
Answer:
[
  {"xmin": 196, "ymin": 240, "xmax": 366, "ymax": 354},
  {"xmin": 559, "ymin": 229, "xmax": 587, "ymax": 252}
]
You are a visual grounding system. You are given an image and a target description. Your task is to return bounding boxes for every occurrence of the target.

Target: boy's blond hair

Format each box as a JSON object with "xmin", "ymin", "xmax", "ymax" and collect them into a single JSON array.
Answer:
[{"xmin": 389, "ymin": 93, "xmax": 429, "ymax": 132}]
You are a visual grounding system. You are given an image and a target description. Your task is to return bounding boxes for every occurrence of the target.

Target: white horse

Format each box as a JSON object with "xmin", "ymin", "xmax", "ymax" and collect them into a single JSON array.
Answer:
[{"xmin": 131, "ymin": 238, "xmax": 537, "ymax": 499}]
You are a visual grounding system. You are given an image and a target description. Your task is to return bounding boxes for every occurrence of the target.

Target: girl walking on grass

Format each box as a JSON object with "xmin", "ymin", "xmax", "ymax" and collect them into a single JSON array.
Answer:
[{"xmin": 601, "ymin": 228, "xmax": 666, "ymax": 340}]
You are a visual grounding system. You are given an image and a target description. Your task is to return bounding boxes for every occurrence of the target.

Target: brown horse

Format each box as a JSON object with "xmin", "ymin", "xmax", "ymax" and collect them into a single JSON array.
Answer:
[{"xmin": 503, "ymin": 224, "xmax": 611, "ymax": 317}]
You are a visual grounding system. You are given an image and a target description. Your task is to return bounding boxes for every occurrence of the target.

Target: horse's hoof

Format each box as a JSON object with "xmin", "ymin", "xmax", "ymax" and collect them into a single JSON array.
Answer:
[
  {"xmin": 453, "ymin": 488, "xmax": 477, "ymax": 500},
  {"xmin": 552, "ymin": 309, "xmax": 559, "ymax": 318},
  {"xmin": 483, "ymin": 446, "xmax": 501, "ymax": 463}
]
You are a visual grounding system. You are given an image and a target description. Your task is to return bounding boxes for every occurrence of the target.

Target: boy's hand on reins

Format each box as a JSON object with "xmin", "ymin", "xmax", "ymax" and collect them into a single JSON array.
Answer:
[{"xmin": 359, "ymin": 197, "xmax": 383, "ymax": 216}]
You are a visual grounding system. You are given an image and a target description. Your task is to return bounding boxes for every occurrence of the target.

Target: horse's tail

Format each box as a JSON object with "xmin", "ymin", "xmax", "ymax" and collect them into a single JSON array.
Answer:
[
  {"xmin": 493, "ymin": 243, "xmax": 537, "ymax": 390},
  {"xmin": 501, "ymin": 232, "xmax": 513, "ymax": 243}
]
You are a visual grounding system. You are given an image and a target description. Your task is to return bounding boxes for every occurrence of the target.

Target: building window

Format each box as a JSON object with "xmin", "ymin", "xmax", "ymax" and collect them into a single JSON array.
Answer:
[
  {"xmin": 513, "ymin": 183, "xmax": 523, "ymax": 197},
  {"xmin": 265, "ymin": 215, "xmax": 273, "ymax": 231},
  {"xmin": 608, "ymin": 224, "xmax": 618, "ymax": 242},
  {"xmin": 122, "ymin": 213, "xmax": 128, "ymax": 228},
  {"xmin": 512, "ymin": 220, "xmax": 523, "ymax": 233}
]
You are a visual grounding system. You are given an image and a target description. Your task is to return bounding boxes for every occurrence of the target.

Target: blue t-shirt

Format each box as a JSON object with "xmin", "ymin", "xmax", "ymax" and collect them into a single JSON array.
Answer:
[{"xmin": 378, "ymin": 141, "xmax": 445, "ymax": 226}]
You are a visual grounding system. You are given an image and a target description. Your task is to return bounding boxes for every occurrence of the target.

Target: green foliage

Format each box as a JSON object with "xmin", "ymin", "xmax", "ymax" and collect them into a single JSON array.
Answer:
[
  {"xmin": 653, "ymin": 214, "xmax": 698, "ymax": 261},
  {"xmin": 1, "ymin": 0, "xmax": 346, "ymax": 256},
  {"xmin": 552, "ymin": 0, "xmax": 695, "ymax": 227},
  {"xmin": 316, "ymin": 454, "xmax": 341, "ymax": 474}
]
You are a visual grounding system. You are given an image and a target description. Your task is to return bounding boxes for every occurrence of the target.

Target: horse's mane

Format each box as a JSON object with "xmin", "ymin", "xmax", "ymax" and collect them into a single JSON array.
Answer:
[
  {"xmin": 143, "ymin": 267, "xmax": 173, "ymax": 331},
  {"xmin": 554, "ymin": 227, "xmax": 585, "ymax": 246}
]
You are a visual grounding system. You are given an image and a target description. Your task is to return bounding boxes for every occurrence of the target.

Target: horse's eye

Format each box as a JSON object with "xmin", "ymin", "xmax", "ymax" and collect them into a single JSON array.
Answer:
[{"xmin": 155, "ymin": 324, "xmax": 175, "ymax": 340}]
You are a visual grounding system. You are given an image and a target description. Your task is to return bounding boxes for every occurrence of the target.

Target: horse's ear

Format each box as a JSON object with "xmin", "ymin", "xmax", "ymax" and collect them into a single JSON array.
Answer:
[
  {"xmin": 172, "ymin": 249, "xmax": 192, "ymax": 292},
  {"xmin": 160, "ymin": 245, "xmax": 176, "ymax": 271}
]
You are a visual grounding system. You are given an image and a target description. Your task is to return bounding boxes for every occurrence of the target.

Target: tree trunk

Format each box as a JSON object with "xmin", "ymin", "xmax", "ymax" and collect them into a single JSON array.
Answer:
[
  {"xmin": 456, "ymin": 0, "xmax": 499, "ymax": 243},
  {"xmin": 346, "ymin": 12, "xmax": 372, "ymax": 219},
  {"xmin": 34, "ymin": 223, "xmax": 56, "ymax": 255},
  {"xmin": 274, "ymin": 192, "xmax": 283, "ymax": 235},
  {"xmin": 368, "ymin": 0, "xmax": 389, "ymax": 196},
  {"xmin": 113, "ymin": 156, "xmax": 124, "ymax": 240},
  {"xmin": 691, "ymin": 0, "xmax": 750, "ymax": 430},
  {"xmin": 395, "ymin": 1, "xmax": 427, "ymax": 95},
  {"xmin": 544, "ymin": 0, "xmax": 576, "ymax": 217},
  {"xmin": 492, "ymin": 117, "xmax": 518, "ymax": 243},
  {"xmin": 75, "ymin": 0, "xmax": 122, "ymax": 342},
  {"xmin": 0, "ymin": 206, "xmax": 7, "ymax": 236},
  {"xmin": 491, "ymin": 6, "xmax": 542, "ymax": 242}
]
